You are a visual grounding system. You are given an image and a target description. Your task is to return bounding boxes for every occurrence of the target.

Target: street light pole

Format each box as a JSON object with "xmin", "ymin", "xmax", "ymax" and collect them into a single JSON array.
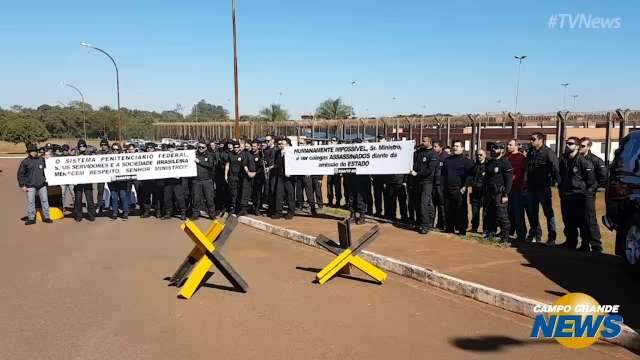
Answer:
[
  {"xmin": 513, "ymin": 55, "xmax": 527, "ymax": 114},
  {"xmin": 561, "ymin": 83, "xmax": 570, "ymax": 111},
  {"xmin": 80, "ymin": 41, "xmax": 121, "ymax": 141},
  {"xmin": 231, "ymin": 0, "xmax": 241, "ymax": 139},
  {"xmin": 571, "ymin": 94, "xmax": 579, "ymax": 111},
  {"xmin": 64, "ymin": 83, "xmax": 87, "ymax": 140}
]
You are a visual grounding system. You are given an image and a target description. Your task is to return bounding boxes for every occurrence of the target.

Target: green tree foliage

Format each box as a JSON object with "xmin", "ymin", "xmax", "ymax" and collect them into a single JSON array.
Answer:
[
  {"xmin": 316, "ymin": 98, "xmax": 354, "ymax": 119},
  {"xmin": 259, "ymin": 104, "xmax": 289, "ymax": 122},
  {"xmin": 187, "ymin": 99, "xmax": 229, "ymax": 121},
  {"xmin": 0, "ymin": 114, "xmax": 49, "ymax": 144}
]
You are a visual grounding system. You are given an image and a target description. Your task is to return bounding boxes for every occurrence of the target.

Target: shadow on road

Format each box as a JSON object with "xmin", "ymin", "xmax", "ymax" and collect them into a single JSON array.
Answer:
[
  {"xmin": 514, "ymin": 242, "xmax": 640, "ymax": 330},
  {"xmin": 450, "ymin": 335, "xmax": 625, "ymax": 353},
  {"xmin": 295, "ymin": 266, "xmax": 382, "ymax": 285}
]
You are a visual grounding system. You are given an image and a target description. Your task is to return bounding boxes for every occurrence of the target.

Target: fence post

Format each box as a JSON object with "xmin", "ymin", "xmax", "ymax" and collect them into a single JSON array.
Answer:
[
  {"xmin": 605, "ymin": 112, "xmax": 612, "ymax": 166},
  {"xmin": 616, "ymin": 108, "xmax": 629, "ymax": 141},
  {"xmin": 468, "ymin": 114, "xmax": 477, "ymax": 159}
]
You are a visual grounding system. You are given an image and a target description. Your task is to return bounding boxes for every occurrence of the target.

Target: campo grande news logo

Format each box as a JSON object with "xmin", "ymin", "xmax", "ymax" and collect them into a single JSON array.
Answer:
[{"xmin": 530, "ymin": 293, "xmax": 624, "ymax": 349}]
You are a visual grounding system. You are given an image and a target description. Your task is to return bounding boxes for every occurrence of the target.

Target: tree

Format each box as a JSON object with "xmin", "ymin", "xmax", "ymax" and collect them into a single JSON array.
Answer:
[
  {"xmin": 188, "ymin": 99, "xmax": 229, "ymax": 121},
  {"xmin": 316, "ymin": 98, "xmax": 353, "ymax": 119},
  {"xmin": 259, "ymin": 104, "xmax": 289, "ymax": 122},
  {"xmin": 0, "ymin": 115, "xmax": 49, "ymax": 144}
]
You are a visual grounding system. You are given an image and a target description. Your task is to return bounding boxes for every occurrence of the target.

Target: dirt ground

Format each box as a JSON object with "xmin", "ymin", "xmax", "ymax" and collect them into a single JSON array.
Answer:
[{"xmin": 0, "ymin": 159, "xmax": 636, "ymax": 359}]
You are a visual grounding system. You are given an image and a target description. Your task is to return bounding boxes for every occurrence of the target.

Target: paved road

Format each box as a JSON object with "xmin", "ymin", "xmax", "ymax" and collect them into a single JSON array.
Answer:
[{"xmin": 0, "ymin": 158, "xmax": 635, "ymax": 359}]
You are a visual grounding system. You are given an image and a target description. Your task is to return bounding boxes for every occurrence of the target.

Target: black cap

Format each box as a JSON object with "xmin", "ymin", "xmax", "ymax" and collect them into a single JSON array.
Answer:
[
  {"xmin": 145, "ymin": 142, "xmax": 156, "ymax": 149},
  {"xmin": 61, "ymin": 144, "xmax": 70, "ymax": 151},
  {"xmin": 99, "ymin": 138, "xmax": 109, "ymax": 146},
  {"xmin": 167, "ymin": 143, "xmax": 176, "ymax": 148},
  {"xmin": 331, "ymin": 137, "xmax": 338, "ymax": 141},
  {"xmin": 77, "ymin": 139, "xmax": 87, "ymax": 148},
  {"xmin": 353, "ymin": 138, "xmax": 363, "ymax": 143},
  {"xmin": 26, "ymin": 143, "xmax": 38, "ymax": 153}
]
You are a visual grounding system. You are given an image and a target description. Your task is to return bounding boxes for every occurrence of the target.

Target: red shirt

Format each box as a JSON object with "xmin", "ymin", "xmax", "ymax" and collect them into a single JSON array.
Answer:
[{"xmin": 506, "ymin": 152, "xmax": 527, "ymax": 192}]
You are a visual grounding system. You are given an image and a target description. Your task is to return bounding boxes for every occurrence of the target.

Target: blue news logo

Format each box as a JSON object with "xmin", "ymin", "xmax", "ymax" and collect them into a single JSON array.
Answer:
[{"xmin": 530, "ymin": 293, "xmax": 624, "ymax": 349}]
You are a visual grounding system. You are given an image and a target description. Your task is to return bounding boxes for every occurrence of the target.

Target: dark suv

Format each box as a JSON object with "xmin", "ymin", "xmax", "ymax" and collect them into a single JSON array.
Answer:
[{"xmin": 603, "ymin": 131, "xmax": 640, "ymax": 270}]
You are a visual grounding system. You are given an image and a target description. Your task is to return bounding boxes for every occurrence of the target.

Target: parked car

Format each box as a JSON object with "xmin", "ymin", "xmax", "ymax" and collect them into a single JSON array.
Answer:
[{"xmin": 603, "ymin": 131, "xmax": 640, "ymax": 271}]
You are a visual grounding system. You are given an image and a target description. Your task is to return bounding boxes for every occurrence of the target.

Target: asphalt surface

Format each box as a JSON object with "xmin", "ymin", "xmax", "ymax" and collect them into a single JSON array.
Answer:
[{"xmin": 0, "ymin": 158, "xmax": 635, "ymax": 359}]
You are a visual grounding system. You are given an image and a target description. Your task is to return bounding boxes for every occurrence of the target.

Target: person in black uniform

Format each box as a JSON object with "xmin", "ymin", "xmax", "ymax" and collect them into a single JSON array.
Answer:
[
  {"xmin": 237, "ymin": 141, "xmax": 256, "ymax": 216},
  {"xmin": 409, "ymin": 136, "xmax": 439, "ymax": 234},
  {"xmin": 191, "ymin": 140, "xmax": 216, "ymax": 220},
  {"xmin": 483, "ymin": 142, "xmax": 513, "ymax": 242},
  {"xmin": 558, "ymin": 137, "xmax": 600, "ymax": 252},
  {"xmin": 470, "ymin": 149, "xmax": 487, "ymax": 233},
  {"xmin": 73, "ymin": 139, "xmax": 96, "ymax": 222},
  {"xmin": 251, "ymin": 140, "xmax": 266, "ymax": 215},
  {"xmin": 225, "ymin": 141, "xmax": 244, "ymax": 215},
  {"xmin": 161, "ymin": 143, "xmax": 187, "ymax": 220},
  {"xmin": 526, "ymin": 132, "xmax": 559, "ymax": 244},
  {"xmin": 326, "ymin": 137, "xmax": 343, "ymax": 207},
  {"xmin": 384, "ymin": 172, "xmax": 408, "ymax": 222},
  {"xmin": 346, "ymin": 138, "xmax": 369, "ymax": 225},
  {"xmin": 263, "ymin": 136, "xmax": 277, "ymax": 213},
  {"xmin": 432, "ymin": 141, "xmax": 448, "ymax": 230},
  {"xmin": 272, "ymin": 137, "xmax": 296, "ymax": 219},
  {"xmin": 442, "ymin": 140, "xmax": 474, "ymax": 235},
  {"xmin": 578, "ymin": 137, "xmax": 605, "ymax": 252},
  {"xmin": 95, "ymin": 138, "xmax": 110, "ymax": 216},
  {"xmin": 214, "ymin": 141, "xmax": 229, "ymax": 213},
  {"xmin": 139, "ymin": 142, "xmax": 163, "ymax": 218}
]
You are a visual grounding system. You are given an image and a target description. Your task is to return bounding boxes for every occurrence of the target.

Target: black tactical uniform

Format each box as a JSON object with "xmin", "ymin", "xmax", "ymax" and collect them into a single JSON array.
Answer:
[
  {"xmin": 411, "ymin": 146, "xmax": 439, "ymax": 233},
  {"xmin": 442, "ymin": 153, "xmax": 474, "ymax": 234},
  {"xmin": 262, "ymin": 146, "xmax": 276, "ymax": 212},
  {"xmin": 214, "ymin": 147, "xmax": 229, "ymax": 212},
  {"xmin": 581, "ymin": 151, "xmax": 606, "ymax": 251},
  {"xmin": 191, "ymin": 147, "xmax": 216, "ymax": 220},
  {"xmin": 483, "ymin": 155, "xmax": 513, "ymax": 240},
  {"xmin": 237, "ymin": 149, "xmax": 256, "ymax": 215},
  {"xmin": 226, "ymin": 150, "xmax": 244, "ymax": 214},
  {"xmin": 558, "ymin": 153, "xmax": 600, "ymax": 251},
  {"xmin": 73, "ymin": 139, "xmax": 96, "ymax": 222},
  {"xmin": 432, "ymin": 152, "xmax": 448, "ymax": 229},
  {"xmin": 470, "ymin": 159, "xmax": 487, "ymax": 233},
  {"xmin": 139, "ymin": 143, "xmax": 163, "ymax": 218},
  {"xmin": 272, "ymin": 148, "xmax": 295, "ymax": 218},
  {"xmin": 252, "ymin": 148, "xmax": 265, "ymax": 214},
  {"xmin": 372, "ymin": 175, "xmax": 385, "ymax": 217},
  {"xmin": 161, "ymin": 145, "xmax": 187, "ymax": 220},
  {"xmin": 384, "ymin": 174, "xmax": 408, "ymax": 222},
  {"xmin": 327, "ymin": 173, "xmax": 343, "ymax": 207}
]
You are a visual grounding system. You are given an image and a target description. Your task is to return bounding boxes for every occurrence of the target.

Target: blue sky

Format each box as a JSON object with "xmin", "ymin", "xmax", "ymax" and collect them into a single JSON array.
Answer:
[{"xmin": 0, "ymin": 0, "xmax": 638, "ymax": 118}]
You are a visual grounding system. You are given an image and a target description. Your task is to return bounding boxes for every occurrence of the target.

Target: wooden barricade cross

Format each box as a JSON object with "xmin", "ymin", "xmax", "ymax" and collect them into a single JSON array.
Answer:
[
  {"xmin": 168, "ymin": 216, "xmax": 248, "ymax": 299},
  {"xmin": 314, "ymin": 219, "xmax": 387, "ymax": 285}
]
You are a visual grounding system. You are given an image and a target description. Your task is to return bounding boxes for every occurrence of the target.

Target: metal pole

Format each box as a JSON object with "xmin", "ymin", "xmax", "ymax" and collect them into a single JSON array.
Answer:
[
  {"xmin": 65, "ymin": 83, "xmax": 87, "ymax": 140},
  {"xmin": 232, "ymin": 0, "xmax": 241, "ymax": 138},
  {"xmin": 80, "ymin": 42, "xmax": 121, "ymax": 140},
  {"xmin": 514, "ymin": 56, "xmax": 526, "ymax": 114}
]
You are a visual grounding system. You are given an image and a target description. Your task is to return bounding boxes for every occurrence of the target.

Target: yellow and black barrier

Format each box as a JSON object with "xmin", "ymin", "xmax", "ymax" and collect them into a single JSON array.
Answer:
[
  {"xmin": 314, "ymin": 219, "xmax": 387, "ymax": 285},
  {"xmin": 167, "ymin": 215, "xmax": 248, "ymax": 299}
]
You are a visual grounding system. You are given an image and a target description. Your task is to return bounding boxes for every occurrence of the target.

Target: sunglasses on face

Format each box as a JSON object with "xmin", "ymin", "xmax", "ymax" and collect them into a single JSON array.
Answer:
[
  {"xmin": 579, "ymin": 144, "xmax": 588, "ymax": 148},
  {"xmin": 198, "ymin": 146, "xmax": 207, "ymax": 149},
  {"xmin": 566, "ymin": 142, "xmax": 576, "ymax": 146}
]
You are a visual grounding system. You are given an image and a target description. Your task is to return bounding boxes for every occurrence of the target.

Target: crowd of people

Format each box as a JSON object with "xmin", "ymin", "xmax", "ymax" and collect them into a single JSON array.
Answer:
[{"xmin": 17, "ymin": 132, "xmax": 607, "ymax": 253}]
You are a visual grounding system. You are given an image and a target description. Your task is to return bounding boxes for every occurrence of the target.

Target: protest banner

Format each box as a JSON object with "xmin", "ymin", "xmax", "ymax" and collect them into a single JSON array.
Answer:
[
  {"xmin": 44, "ymin": 150, "xmax": 197, "ymax": 185},
  {"xmin": 284, "ymin": 140, "xmax": 414, "ymax": 175}
]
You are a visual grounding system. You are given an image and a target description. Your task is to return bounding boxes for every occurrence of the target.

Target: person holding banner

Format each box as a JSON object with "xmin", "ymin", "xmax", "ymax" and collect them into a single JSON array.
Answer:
[
  {"xmin": 73, "ymin": 139, "xmax": 96, "ymax": 222},
  {"xmin": 139, "ymin": 142, "xmax": 163, "ymax": 218},
  {"xmin": 17, "ymin": 143, "xmax": 52, "ymax": 225},
  {"xmin": 272, "ymin": 138, "xmax": 295, "ymax": 219},
  {"xmin": 108, "ymin": 143, "xmax": 130, "ymax": 220},
  {"xmin": 410, "ymin": 137, "xmax": 439, "ymax": 234},
  {"xmin": 326, "ymin": 137, "xmax": 343, "ymax": 208},
  {"xmin": 161, "ymin": 143, "xmax": 187, "ymax": 221},
  {"xmin": 95, "ymin": 138, "xmax": 110, "ymax": 216}
]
